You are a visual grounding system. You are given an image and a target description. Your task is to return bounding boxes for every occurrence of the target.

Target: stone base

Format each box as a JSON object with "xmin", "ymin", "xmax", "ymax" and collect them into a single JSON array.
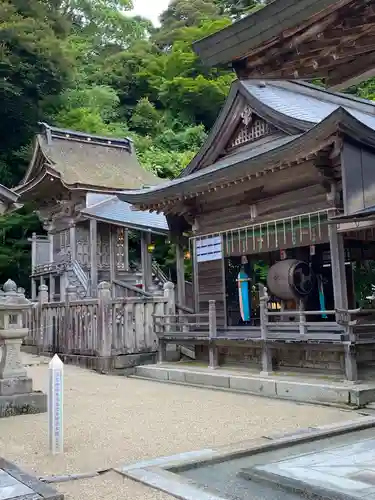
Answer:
[
  {"xmin": 133, "ymin": 364, "xmax": 375, "ymax": 407},
  {"xmin": 114, "ymin": 352, "xmax": 157, "ymax": 370},
  {"xmin": 0, "ymin": 377, "xmax": 32, "ymax": 396},
  {"xmin": 0, "ymin": 391, "xmax": 47, "ymax": 418}
]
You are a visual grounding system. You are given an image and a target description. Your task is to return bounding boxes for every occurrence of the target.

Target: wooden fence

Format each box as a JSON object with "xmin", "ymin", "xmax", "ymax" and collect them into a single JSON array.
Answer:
[{"xmin": 24, "ymin": 281, "xmax": 174, "ymax": 371}]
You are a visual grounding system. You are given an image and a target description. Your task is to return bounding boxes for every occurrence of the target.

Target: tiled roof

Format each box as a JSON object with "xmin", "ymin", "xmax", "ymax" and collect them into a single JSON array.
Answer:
[
  {"xmin": 82, "ymin": 194, "xmax": 169, "ymax": 234},
  {"xmin": 241, "ymin": 81, "xmax": 375, "ymax": 130}
]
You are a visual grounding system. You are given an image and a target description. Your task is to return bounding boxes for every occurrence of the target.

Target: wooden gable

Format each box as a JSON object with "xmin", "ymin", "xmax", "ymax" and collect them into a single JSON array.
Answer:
[
  {"xmin": 181, "ymin": 81, "xmax": 299, "ymax": 178},
  {"xmin": 225, "ymin": 105, "xmax": 280, "ymax": 153}
]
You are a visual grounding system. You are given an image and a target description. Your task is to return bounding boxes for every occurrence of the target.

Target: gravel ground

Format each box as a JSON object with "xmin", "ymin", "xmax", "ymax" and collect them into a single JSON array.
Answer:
[{"xmin": 0, "ymin": 354, "xmax": 361, "ymax": 500}]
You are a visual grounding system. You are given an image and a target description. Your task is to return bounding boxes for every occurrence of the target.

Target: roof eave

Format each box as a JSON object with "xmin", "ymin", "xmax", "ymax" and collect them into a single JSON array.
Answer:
[
  {"xmin": 193, "ymin": 0, "xmax": 341, "ymax": 67},
  {"xmin": 117, "ymin": 107, "xmax": 375, "ymax": 208},
  {"xmin": 81, "ymin": 213, "xmax": 169, "ymax": 236},
  {"xmin": 0, "ymin": 184, "xmax": 19, "ymax": 204}
]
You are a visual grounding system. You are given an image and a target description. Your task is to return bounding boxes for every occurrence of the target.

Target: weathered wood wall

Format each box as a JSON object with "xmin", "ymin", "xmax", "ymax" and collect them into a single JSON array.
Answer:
[
  {"xmin": 24, "ymin": 283, "xmax": 172, "ymax": 371},
  {"xmin": 342, "ymin": 141, "xmax": 375, "ymax": 215},
  {"xmin": 195, "ymin": 260, "xmax": 226, "ymax": 326},
  {"xmin": 195, "ymin": 183, "xmax": 330, "ymax": 235},
  {"xmin": 191, "ymin": 162, "xmax": 333, "ymax": 328}
]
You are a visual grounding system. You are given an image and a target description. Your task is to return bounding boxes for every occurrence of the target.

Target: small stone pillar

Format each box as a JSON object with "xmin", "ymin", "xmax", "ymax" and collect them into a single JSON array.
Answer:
[{"xmin": 0, "ymin": 279, "xmax": 47, "ymax": 417}]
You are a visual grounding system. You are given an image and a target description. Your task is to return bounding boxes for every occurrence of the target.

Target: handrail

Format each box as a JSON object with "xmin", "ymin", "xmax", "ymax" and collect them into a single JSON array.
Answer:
[
  {"xmin": 152, "ymin": 260, "xmax": 169, "ymax": 284},
  {"xmin": 71, "ymin": 260, "xmax": 89, "ymax": 291},
  {"xmin": 112, "ymin": 279, "xmax": 153, "ymax": 298},
  {"xmin": 176, "ymin": 303, "xmax": 194, "ymax": 314},
  {"xmin": 155, "ymin": 300, "xmax": 216, "ymax": 339}
]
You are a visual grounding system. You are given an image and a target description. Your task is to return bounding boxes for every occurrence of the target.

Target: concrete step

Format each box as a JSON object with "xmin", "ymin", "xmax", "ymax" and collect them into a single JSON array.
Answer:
[{"xmin": 132, "ymin": 364, "xmax": 375, "ymax": 407}]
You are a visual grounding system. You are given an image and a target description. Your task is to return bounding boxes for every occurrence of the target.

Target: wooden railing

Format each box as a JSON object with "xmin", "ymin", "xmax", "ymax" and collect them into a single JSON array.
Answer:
[
  {"xmin": 24, "ymin": 281, "xmax": 173, "ymax": 371},
  {"xmin": 154, "ymin": 300, "xmax": 216, "ymax": 339},
  {"xmin": 112, "ymin": 279, "xmax": 153, "ymax": 298}
]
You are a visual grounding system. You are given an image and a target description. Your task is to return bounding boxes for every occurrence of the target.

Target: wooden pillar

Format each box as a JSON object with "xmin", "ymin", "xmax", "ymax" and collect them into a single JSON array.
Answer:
[
  {"xmin": 176, "ymin": 238, "xmax": 185, "ymax": 306},
  {"xmin": 329, "ymin": 224, "xmax": 348, "ymax": 310},
  {"xmin": 141, "ymin": 231, "xmax": 152, "ymax": 291},
  {"xmin": 31, "ymin": 278, "xmax": 37, "ymax": 300},
  {"xmin": 124, "ymin": 228, "xmax": 129, "ymax": 271},
  {"xmin": 49, "ymin": 275, "xmax": 55, "ymax": 302},
  {"xmin": 90, "ymin": 218, "xmax": 98, "ymax": 297},
  {"xmin": 60, "ymin": 273, "xmax": 66, "ymax": 301},
  {"xmin": 31, "ymin": 233, "xmax": 37, "ymax": 299},
  {"xmin": 48, "ymin": 232, "xmax": 54, "ymax": 263},
  {"xmin": 69, "ymin": 223, "xmax": 76, "ymax": 261},
  {"xmin": 109, "ymin": 225, "xmax": 116, "ymax": 283}
]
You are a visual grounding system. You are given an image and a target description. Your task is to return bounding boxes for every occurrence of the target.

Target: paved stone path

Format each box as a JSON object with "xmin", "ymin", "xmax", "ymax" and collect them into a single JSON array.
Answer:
[
  {"xmin": 0, "ymin": 457, "xmax": 62, "ymax": 500},
  {"xmin": 255, "ymin": 436, "xmax": 375, "ymax": 499},
  {"xmin": 0, "ymin": 353, "xmax": 365, "ymax": 499}
]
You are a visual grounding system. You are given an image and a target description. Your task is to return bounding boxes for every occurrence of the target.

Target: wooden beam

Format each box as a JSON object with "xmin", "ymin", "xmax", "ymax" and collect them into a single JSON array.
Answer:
[
  {"xmin": 329, "ymin": 222, "xmax": 348, "ymax": 310},
  {"xmin": 69, "ymin": 223, "xmax": 76, "ymax": 260},
  {"xmin": 123, "ymin": 227, "xmax": 129, "ymax": 271},
  {"xmin": 90, "ymin": 218, "xmax": 98, "ymax": 297},
  {"xmin": 327, "ymin": 49, "xmax": 375, "ymax": 88},
  {"xmin": 176, "ymin": 237, "xmax": 185, "ymax": 306},
  {"xmin": 109, "ymin": 225, "xmax": 116, "ymax": 284}
]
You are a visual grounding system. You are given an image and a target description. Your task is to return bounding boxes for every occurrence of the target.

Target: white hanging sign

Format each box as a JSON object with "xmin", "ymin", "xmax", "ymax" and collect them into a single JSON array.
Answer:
[
  {"xmin": 196, "ymin": 236, "xmax": 222, "ymax": 262},
  {"xmin": 48, "ymin": 354, "xmax": 64, "ymax": 455}
]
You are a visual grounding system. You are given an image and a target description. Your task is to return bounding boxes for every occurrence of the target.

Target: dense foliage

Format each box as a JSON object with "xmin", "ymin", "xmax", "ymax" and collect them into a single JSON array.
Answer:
[
  {"xmin": 0, "ymin": 0, "xmax": 261, "ymax": 287},
  {"xmin": 1, "ymin": 0, "xmax": 375, "ymax": 289}
]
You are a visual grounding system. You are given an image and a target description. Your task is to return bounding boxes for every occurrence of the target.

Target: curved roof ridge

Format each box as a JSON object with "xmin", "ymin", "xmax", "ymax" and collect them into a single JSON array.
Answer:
[{"xmin": 39, "ymin": 122, "xmax": 133, "ymax": 149}]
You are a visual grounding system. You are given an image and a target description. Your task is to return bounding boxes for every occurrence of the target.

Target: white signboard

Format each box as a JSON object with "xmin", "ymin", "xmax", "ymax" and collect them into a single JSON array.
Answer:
[
  {"xmin": 48, "ymin": 354, "xmax": 64, "ymax": 455},
  {"xmin": 196, "ymin": 236, "xmax": 222, "ymax": 263}
]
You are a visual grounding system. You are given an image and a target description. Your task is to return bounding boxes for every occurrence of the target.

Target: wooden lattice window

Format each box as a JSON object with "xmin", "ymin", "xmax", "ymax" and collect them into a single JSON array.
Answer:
[{"xmin": 228, "ymin": 107, "xmax": 277, "ymax": 150}]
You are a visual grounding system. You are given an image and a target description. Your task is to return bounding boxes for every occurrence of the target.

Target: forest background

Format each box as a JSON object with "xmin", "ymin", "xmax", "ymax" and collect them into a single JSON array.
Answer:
[{"xmin": 1, "ymin": 0, "xmax": 374, "ymax": 290}]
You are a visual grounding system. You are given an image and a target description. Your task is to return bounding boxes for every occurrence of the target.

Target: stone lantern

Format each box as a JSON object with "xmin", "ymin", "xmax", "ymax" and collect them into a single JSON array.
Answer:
[
  {"xmin": 0, "ymin": 280, "xmax": 31, "ymax": 379},
  {"xmin": 0, "ymin": 279, "xmax": 47, "ymax": 417}
]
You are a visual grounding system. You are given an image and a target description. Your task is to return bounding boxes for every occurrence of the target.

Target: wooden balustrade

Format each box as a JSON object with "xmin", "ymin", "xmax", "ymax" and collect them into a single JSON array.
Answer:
[{"xmin": 24, "ymin": 281, "xmax": 172, "ymax": 371}]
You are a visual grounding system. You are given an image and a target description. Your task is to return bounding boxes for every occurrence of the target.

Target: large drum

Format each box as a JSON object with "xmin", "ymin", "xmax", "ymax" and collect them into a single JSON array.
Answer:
[{"xmin": 267, "ymin": 259, "xmax": 315, "ymax": 301}]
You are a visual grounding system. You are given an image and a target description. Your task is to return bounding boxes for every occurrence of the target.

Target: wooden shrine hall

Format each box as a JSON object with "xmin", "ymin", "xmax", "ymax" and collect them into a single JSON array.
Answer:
[
  {"xmin": 118, "ymin": 75, "xmax": 375, "ymax": 381},
  {"xmin": 12, "ymin": 123, "xmax": 181, "ymax": 302}
]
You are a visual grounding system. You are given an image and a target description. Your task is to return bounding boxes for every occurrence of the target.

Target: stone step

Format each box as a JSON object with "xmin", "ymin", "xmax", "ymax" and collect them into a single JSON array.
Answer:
[{"xmin": 131, "ymin": 364, "xmax": 375, "ymax": 407}]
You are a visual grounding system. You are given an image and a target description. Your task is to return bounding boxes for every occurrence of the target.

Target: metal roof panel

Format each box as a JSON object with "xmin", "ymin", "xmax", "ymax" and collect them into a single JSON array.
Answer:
[
  {"xmin": 241, "ymin": 81, "xmax": 375, "ymax": 130},
  {"xmin": 82, "ymin": 195, "xmax": 169, "ymax": 234}
]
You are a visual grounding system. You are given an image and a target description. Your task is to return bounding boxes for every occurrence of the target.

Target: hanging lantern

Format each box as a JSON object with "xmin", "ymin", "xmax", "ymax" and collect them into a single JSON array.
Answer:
[
  {"xmin": 117, "ymin": 229, "xmax": 124, "ymax": 243},
  {"xmin": 184, "ymin": 251, "xmax": 191, "ymax": 260},
  {"xmin": 147, "ymin": 242, "xmax": 155, "ymax": 253}
]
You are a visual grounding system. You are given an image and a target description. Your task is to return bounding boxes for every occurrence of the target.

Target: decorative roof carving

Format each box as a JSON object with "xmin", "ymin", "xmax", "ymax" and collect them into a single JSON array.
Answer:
[{"xmin": 241, "ymin": 105, "xmax": 253, "ymax": 126}]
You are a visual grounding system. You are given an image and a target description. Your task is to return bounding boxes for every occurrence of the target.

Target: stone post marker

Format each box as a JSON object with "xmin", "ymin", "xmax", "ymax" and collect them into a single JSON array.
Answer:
[
  {"xmin": 0, "ymin": 279, "xmax": 47, "ymax": 418},
  {"xmin": 48, "ymin": 354, "xmax": 63, "ymax": 454}
]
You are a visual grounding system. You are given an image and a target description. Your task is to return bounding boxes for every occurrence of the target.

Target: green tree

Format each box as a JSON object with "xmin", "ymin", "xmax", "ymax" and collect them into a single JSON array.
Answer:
[
  {"xmin": 0, "ymin": 0, "xmax": 71, "ymax": 185},
  {"xmin": 130, "ymin": 98, "xmax": 161, "ymax": 136},
  {"xmin": 61, "ymin": 0, "xmax": 152, "ymax": 47},
  {"xmin": 154, "ymin": 0, "xmax": 222, "ymax": 48},
  {"xmin": 0, "ymin": 207, "xmax": 42, "ymax": 291},
  {"xmin": 214, "ymin": 0, "xmax": 262, "ymax": 20}
]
